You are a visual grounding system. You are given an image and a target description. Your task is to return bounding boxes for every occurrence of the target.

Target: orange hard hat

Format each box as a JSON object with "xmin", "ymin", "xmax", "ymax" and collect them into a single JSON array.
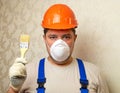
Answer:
[{"xmin": 41, "ymin": 4, "xmax": 78, "ymax": 29}]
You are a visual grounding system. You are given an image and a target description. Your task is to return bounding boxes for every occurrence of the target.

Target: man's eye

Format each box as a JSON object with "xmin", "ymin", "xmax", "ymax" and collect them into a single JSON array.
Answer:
[
  {"xmin": 63, "ymin": 35, "xmax": 71, "ymax": 39},
  {"xmin": 49, "ymin": 36, "xmax": 57, "ymax": 39}
]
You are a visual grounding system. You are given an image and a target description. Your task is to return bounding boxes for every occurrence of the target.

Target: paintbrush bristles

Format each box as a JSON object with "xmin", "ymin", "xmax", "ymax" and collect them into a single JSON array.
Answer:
[{"xmin": 20, "ymin": 35, "xmax": 30, "ymax": 42}]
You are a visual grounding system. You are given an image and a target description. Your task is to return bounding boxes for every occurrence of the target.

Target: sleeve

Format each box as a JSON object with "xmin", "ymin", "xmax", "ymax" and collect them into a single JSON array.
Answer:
[{"xmin": 97, "ymin": 70, "xmax": 109, "ymax": 93}]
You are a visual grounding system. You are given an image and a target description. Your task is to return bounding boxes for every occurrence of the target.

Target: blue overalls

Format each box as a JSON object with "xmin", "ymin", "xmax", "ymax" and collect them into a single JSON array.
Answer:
[{"xmin": 37, "ymin": 58, "xmax": 89, "ymax": 93}]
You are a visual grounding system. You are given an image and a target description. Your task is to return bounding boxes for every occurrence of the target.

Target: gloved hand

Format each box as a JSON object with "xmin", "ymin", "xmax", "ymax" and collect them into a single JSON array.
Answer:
[{"xmin": 9, "ymin": 57, "xmax": 28, "ymax": 91}]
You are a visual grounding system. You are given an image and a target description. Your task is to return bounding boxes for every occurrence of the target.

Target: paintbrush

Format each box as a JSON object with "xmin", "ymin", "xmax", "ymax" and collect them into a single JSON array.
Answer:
[{"xmin": 20, "ymin": 34, "xmax": 30, "ymax": 58}]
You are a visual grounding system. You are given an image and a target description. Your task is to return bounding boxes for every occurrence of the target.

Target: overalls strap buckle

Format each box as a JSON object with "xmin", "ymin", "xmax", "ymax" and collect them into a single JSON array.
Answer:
[
  {"xmin": 80, "ymin": 79, "xmax": 89, "ymax": 89},
  {"xmin": 37, "ymin": 78, "xmax": 46, "ymax": 88}
]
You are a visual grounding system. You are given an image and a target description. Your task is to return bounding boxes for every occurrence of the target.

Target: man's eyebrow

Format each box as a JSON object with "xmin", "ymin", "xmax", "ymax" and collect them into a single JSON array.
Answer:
[
  {"xmin": 62, "ymin": 34, "xmax": 72, "ymax": 36},
  {"xmin": 48, "ymin": 34, "xmax": 57, "ymax": 36},
  {"xmin": 47, "ymin": 34, "xmax": 71, "ymax": 37},
  {"xmin": 48, "ymin": 34, "xmax": 57, "ymax": 37}
]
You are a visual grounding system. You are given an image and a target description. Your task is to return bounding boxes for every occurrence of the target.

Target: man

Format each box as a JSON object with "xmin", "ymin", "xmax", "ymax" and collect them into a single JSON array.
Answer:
[{"xmin": 7, "ymin": 4, "xmax": 109, "ymax": 93}]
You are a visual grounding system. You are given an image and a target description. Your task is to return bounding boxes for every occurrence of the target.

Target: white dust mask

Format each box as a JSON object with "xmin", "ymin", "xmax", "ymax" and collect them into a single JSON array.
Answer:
[{"xmin": 50, "ymin": 39, "xmax": 70, "ymax": 62}]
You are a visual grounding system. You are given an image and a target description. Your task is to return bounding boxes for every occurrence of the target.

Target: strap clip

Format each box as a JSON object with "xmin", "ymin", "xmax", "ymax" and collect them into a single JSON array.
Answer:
[
  {"xmin": 80, "ymin": 79, "xmax": 89, "ymax": 89},
  {"xmin": 37, "ymin": 78, "xmax": 46, "ymax": 88}
]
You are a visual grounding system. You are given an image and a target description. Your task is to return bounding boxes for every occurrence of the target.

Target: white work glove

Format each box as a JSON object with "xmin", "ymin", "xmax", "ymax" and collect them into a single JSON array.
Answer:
[{"xmin": 9, "ymin": 57, "xmax": 28, "ymax": 91}]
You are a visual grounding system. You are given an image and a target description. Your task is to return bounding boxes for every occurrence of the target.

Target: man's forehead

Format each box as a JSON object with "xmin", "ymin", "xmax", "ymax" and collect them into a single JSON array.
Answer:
[
  {"xmin": 47, "ymin": 29, "xmax": 73, "ymax": 34},
  {"xmin": 48, "ymin": 29, "xmax": 72, "ymax": 31}
]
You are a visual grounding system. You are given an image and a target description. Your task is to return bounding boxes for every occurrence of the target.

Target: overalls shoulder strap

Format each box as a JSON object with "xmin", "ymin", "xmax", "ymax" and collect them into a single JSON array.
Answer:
[
  {"xmin": 37, "ymin": 58, "xmax": 89, "ymax": 93},
  {"xmin": 37, "ymin": 58, "xmax": 46, "ymax": 93},
  {"xmin": 77, "ymin": 58, "xmax": 89, "ymax": 93}
]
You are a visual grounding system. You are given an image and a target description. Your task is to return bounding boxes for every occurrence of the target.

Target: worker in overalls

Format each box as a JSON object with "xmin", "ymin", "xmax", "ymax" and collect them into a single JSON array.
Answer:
[{"xmin": 7, "ymin": 4, "xmax": 109, "ymax": 93}]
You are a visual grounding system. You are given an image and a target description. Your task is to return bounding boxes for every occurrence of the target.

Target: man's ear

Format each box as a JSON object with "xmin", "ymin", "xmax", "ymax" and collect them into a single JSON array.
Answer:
[
  {"xmin": 43, "ymin": 35, "xmax": 47, "ymax": 44},
  {"xmin": 43, "ymin": 35, "xmax": 46, "ymax": 40},
  {"xmin": 74, "ymin": 34, "xmax": 77, "ymax": 41}
]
